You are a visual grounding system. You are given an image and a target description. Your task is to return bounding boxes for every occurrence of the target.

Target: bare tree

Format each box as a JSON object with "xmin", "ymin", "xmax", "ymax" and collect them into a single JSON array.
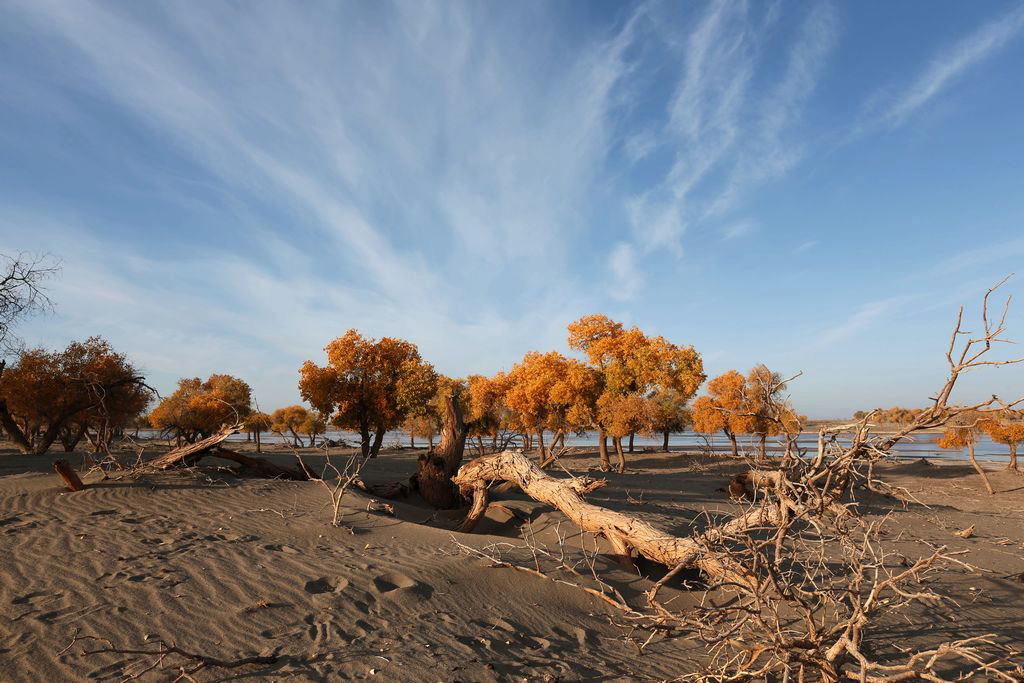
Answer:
[{"xmin": 0, "ymin": 251, "xmax": 60, "ymax": 357}]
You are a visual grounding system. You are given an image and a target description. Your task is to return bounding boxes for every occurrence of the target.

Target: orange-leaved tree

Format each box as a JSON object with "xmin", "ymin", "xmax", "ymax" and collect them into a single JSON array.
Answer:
[
  {"xmin": 504, "ymin": 351, "xmax": 563, "ymax": 457},
  {"xmin": 302, "ymin": 411, "xmax": 327, "ymax": 448},
  {"xmin": 150, "ymin": 374, "xmax": 252, "ymax": 445},
  {"xmin": 270, "ymin": 405, "xmax": 311, "ymax": 447},
  {"xmin": 938, "ymin": 410, "xmax": 993, "ymax": 495},
  {"xmin": 242, "ymin": 410, "xmax": 272, "ymax": 453},
  {"xmin": 648, "ymin": 388, "xmax": 692, "ymax": 452},
  {"xmin": 692, "ymin": 370, "xmax": 754, "ymax": 458},
  {"xmin": 981, "ymin": 411, "xmax": 1024, "ymax": 471},
  {"xmin": 299, "ymin": 329, "xmax": 436, "ymax": 459},
  {"xmin": 568, "ymin": 314, "xmax": 704, "ymax": 472},
  {"xmin": 745, "ymin": 364, "xmax": 799, "ymax": 461},
  {"xmin": 467, "ymin": 372, "xmax": 510, "ymax": 450},
  {"xmin": 0, "ymin": 336, "xmax": 151, "ymax": 455}
]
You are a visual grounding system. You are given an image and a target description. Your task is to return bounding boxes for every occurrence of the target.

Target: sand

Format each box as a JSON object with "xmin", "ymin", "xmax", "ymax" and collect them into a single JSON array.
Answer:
[{"xmin": 1, "ymin": 442, "xmax": 1023, "ymax": 681}]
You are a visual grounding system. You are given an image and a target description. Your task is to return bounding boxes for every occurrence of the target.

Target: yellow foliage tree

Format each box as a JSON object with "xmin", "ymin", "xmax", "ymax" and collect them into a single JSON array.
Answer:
[
  {"xmin": 0, "ymin": 336, "xmax": 150, "ymax": 454},
  {"xmin": 691, "ymin": 370, "xmax": 754, "ymax": 458},
  {"xmin": 467, "ymin": 373, "xmax": 510, "ymax": 450},
  {"xmin": 745, "ymin": 364, "xmax": 797, "ymax": 461},
  {"xmin": 980, "ymin": 411, "xmax": 1024, "ymax": 471},
  {"xmin": 270, "ymin": 405, "xmax": 311, "ymax": 447},
  {"xmin": 150, "ymin": 374, "xmax": 252, "ymax": 445},
  {"xmin": 568, "ymin": 314, "xmax": 704, "ymax": 472},
  {"xmin": 648, "ymin": 389, "xmax": 692, "ymax": 452},
  {"xmin": 938, "ymin": 411, "xmax": 993, "ymax": 494},
  {"xmin": 242, "ymin": 410, "xmax": 272, "ymax": 453},
  {"xmin": 299, "ymin": 329, "xmax": 436, "ymax": 458}
]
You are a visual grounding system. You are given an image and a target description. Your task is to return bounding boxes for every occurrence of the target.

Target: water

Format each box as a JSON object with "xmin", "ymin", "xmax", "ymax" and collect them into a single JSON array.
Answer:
[{"xmin": 135, "ymin": 429, "xmax": 1014, "ymax": 464}]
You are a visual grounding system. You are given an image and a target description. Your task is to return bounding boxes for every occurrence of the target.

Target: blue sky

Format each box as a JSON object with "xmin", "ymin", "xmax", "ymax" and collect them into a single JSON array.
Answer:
[{"xmin": 2, "ymin": 0, "xmax": 1023, "ymax": 418}]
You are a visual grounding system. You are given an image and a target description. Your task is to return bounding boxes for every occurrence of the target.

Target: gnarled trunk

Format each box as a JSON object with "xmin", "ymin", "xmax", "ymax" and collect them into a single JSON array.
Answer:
[
  {"xmin": 628, "ymin": 432, "xmax": 634, "ymax": 453},
  {"xmin": 453, "ymin": 451, "xmax": 756, "ymax": 588},
  {"xmin": 417, "ymin": 393, "xmax": 470, "ymax": 508},
  {"xmin": 663, "ymin": 430, "xmax": 670, "ymax": 452}
]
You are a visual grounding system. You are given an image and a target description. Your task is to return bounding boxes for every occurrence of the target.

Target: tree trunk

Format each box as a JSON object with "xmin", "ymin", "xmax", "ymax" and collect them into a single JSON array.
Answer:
[
  {"xmin": 538, "ymin": 430, "xmax": 565, "ymax": 469},
  {"xmin": 492, "ymin": 433, "xmax": 498, "ymax": 449},
  {"xmin": 60, "ymin": 424, "xmax": 87, "ymax": 453},
  {"xmin": 370, "ymin": 428, "xmax": 386, "ymax": 458},
  {"xmin": 628, "ymin": 432, "xmax": 634, "ymax": 453},
  {"xmin": 726, "ymin": 430, "xmax": 738, "ymax": 457},
  {"xmin": 663, "ymin": 430, "xmax": 670, "ymax": 452},
  {"xmin": 417, "ymin": 393, "xmax": 470, "ymax": 508},
  {"xmin": 477, "ymin": 435, "xmax": 484, "ymax": 452},
  {"xmin": 53, "ymin": 460, "xmax": 85, "ymax": 492},
  {"xmin": 410, "ymin": 432, "xmax": 415, "ymax": 448},
  {"xmin": 255, "ymin": 430, "xmax": 261, "ymax": 454},
  {"xmin": 968, "ymin": 441, "xmax": 994, "ymax": 494},
  {"xmin": 598, "ymin": 430, "xmax": 610, "ymax": 471},
  {"xmin": 613, "ymin": 436, "xmax": 626, "ymax": 473},
  {"xmin": 215, "ymin": 448, "xmax": 307, "ymax": 480},
  {"xmin": 758, "ymin": 435, "xmax": 767, "ymax": 462},
  {"xmin": 453, "ymin": 451, "xmax": 757, "ymax": 588},
  {"xmin": 360, "ymin": 424, "xmax": 372, "ymax": 458},
  {"xmin": 1008, "ymin": 442, "xmax": 1017, "ymax": 471},
  {"xmin": 537, "ymin": 430, "xmax": 545, "ymax": 461},
  {"xmin": 0, "ymin": 401, "xmax": 35, "ymax": 454}
]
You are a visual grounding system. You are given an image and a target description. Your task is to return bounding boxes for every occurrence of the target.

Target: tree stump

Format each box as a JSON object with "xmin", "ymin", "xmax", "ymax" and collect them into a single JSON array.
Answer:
[
  {"xmin": 53, "ymin": 460, "xmax": 85, "ymax": 492},
  {"xmin": 417, "ymin": 393, "xmax": 471, "ymax": 509}
]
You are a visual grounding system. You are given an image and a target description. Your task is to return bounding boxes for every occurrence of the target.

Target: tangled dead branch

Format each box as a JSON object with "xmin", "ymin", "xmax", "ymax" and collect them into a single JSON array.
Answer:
[{"xmin": 450, "ymin": 279, "xmax": 1024, "ymax": 680}]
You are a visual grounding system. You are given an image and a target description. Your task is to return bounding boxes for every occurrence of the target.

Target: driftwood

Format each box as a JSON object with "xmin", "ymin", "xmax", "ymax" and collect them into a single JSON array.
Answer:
[
  {"xmin": 142, "ymin": 426, "xmax": 306, "ymax": 480},
  {"xmin": 148, "ymin": 426, "xmax": 241, "ymax": 469},
  {"xmin": 452, "ymin": 450, "xmax": 758, "ymax": 587},
  {"xmin": 53, "ymin": 459, "xmax": 85, "ymax": 492},
  {"xmin": 213, "ymin": 448, "xmax": 307, "ymax": 481}
]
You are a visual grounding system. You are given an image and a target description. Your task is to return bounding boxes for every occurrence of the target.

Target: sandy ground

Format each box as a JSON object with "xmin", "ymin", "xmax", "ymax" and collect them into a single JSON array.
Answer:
[{"xmin": 1, "ymin": 442, "xmax": 1023, "ymax": 681}]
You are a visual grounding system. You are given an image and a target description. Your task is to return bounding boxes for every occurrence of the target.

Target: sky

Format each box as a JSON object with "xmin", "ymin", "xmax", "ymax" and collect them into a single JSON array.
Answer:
[{"xmin": 1, "ymin": 0, "xmax": 1023, "ymax": 418}]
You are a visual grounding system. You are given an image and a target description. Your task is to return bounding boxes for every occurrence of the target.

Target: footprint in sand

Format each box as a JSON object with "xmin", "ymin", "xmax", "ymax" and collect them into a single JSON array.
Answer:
[
  {"xmin": 370, "ymin": 571, "xmax": 433, "ymax": 600},
  {"xmin": 262, "ymin": 544, "xmax": 300, "ymax": 554},
  {"xmin": 303, "ymin": 576, "xmax": 350, "ymax": 594}
]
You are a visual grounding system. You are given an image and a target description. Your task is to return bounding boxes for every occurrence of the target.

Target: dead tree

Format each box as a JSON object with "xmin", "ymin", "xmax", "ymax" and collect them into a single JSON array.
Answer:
[
  {"xmin": 142, "ymin": 425, "xmax": 308, "ymax": 480},
  {"xmin": 453, "ymin": 450, "xmax": 760, "ymax": 587}
]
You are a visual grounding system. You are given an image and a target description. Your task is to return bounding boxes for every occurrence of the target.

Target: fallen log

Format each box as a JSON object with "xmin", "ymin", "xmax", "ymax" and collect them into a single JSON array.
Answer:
[
  {"xmin": 213, "ymin": 448, "xmax": 308, "ymax": 481},
  {"xmin": 148, "ymin": 426, "xmax": 241, "ymax": 470},
  {"xmin": 54, "ymin": 459, "xmax": 85, "ymax": 492},
  {"xmin": 452, "ymin": 451, "xmax": 760, "ymax": 588}
]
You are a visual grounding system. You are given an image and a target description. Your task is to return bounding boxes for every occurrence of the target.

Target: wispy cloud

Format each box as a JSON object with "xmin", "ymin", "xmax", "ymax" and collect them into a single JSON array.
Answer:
[
  {"xmin": 877, "ymin": 5, "xmax": 1024, "ymax": 129},
  {"xmin": 795, "ymin": 240, "xmax": 818, "ymax": 254},
  {"xmin": 1, "ymin": 0, "xmax": 640, "ymax": 403},
  {"xmin": 814, "ymin": 296, "xmax": 911, "ymax": 347},
  {"xmin": 620, "ymin": 1, "xmax": 838, "ymax": 274}
]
